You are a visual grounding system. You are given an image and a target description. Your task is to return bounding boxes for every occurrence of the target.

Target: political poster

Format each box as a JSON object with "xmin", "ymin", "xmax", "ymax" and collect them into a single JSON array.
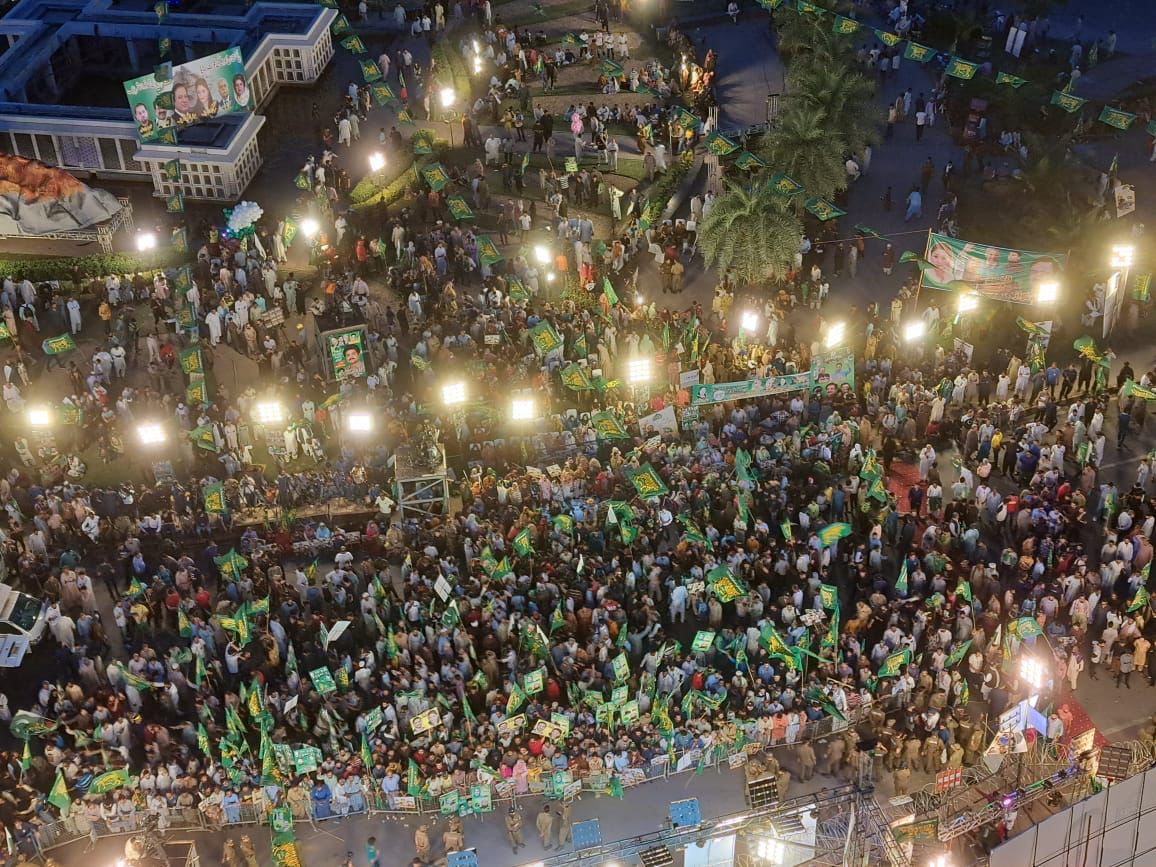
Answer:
[
  {"xmin": 124, "ymin": 47, "xmax": 250, "ymax": 143},
  {"xmin": 691, "ymin": 371, "xmax": 813, "ymax": 406},
  {"xmin": 326, "ymin": 327, "xmax": 367, "ymax": 380},
  {"xmin": 919, "ymin": 232, "xmax": 1066, "ymax": 306}
]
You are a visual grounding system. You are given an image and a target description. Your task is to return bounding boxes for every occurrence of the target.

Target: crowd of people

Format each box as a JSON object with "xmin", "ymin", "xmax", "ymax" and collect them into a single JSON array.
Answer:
[{"xmin": 0, "ymin": 1, "xmax": 1153, "ymax": 866}]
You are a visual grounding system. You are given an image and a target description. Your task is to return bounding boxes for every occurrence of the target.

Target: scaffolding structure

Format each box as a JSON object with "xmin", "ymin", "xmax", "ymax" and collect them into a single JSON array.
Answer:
[
  {"xmin": 393, "ymin": 443, "xmax": 449, "ymax": 519},
  {"xmin": 0, "ymin": 196, "xmax": 134, "ymax": 254}
]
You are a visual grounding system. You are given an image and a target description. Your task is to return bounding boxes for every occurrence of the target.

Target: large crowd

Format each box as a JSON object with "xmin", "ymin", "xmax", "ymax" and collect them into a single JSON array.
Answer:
[{"xmin": 0, "ymin": 1, "xmax": 1153, "ymax": 865}]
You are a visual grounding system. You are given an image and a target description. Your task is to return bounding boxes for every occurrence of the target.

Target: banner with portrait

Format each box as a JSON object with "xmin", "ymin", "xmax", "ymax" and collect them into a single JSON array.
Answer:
[
  {"xmin": 919, "ymin": 232, "xmax": 1066, "ymax": 306},
  {"xmin": 124, "ymin": 47, "xmax": 251, "ymax": 143},
  {"xmin": 326, "ymin": 327, "xmax": 367, "ymax": 381}
]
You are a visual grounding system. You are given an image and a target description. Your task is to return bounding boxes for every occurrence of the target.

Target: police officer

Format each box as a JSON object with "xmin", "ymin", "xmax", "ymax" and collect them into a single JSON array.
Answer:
[{"xmin": 506, "ymin": 807, "xmax": 524, "ymax": 853}]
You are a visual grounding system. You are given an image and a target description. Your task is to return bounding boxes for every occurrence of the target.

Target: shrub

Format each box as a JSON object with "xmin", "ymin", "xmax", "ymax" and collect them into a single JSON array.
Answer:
[{"xmin": 0, "ymin": 251, "xmax": 181, "ymax": 284}]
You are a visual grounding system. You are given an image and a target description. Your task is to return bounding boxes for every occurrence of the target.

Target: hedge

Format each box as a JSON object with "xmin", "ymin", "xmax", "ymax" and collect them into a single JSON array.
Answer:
[
  {"xmin": 0, "ymin": 251, "xmax": 182, "ymax": 284},
  {"xmin": 431, "ymin": 44, "xmax": 474, "ymax": 106}
]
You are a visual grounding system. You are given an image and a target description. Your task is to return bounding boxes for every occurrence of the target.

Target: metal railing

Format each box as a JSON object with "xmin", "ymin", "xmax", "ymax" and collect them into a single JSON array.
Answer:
[{"xmin": 29, "ymin": 689, "xmax": 910, "ymax": 857}]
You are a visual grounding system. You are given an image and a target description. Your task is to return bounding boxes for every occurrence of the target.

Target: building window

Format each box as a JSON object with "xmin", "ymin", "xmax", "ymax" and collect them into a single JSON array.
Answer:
[{"xmin": 98, "ymin": 137, "xmax": 121, "ymax": 171}]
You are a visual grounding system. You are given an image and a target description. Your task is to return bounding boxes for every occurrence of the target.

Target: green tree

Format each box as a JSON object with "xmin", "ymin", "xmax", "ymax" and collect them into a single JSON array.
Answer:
[
  {"xmin": 697, "ymin": 183, "xmax": 802, "ymax": 286},
  {"xmin": 788, "ymin": 60, "xmax": 879, "ymax": 154},
  {"xmin": 759, "ymin": 103, "xmax": 848, "ymax": 201}
]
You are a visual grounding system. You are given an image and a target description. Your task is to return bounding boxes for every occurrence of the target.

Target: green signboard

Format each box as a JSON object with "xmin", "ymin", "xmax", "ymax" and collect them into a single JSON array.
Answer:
[{"xmin": 124, "ymin": 47, "xmax": 250, "ymax": 142}]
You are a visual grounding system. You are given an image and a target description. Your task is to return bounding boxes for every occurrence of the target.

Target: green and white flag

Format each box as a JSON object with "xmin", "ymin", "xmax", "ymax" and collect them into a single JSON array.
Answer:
[
  {"xmin": 512, "ymin": 527, "xmax": 533, "ymax": 557},
  {"xmin": 878, "ymin": 648, "xmax": 910, "ymax": 678},
  {"xmin": 904, "ymin": 41, "xmax": 935, "ymax": 62},
  {"xmin": 944, "ymin": 56, "xmax": 978, "ymax": 79},
  {"xmin": 528, "ymin": 321, "xmax": 563, "ymax": 355},
  {"xmin": 626, "ymin": 463, "xmax": 669, "ymax": 499},
  {"xmin": 819, "ymin": 584, "xmax": 838, "ymax": 610}
]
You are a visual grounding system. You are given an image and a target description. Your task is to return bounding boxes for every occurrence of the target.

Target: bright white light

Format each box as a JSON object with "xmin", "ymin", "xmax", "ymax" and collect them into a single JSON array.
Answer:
[
  {"xmin": 442, "ymin": 382, "xmax": 466, "ymax": 406},
  {"xmin": 824, "ymin": 322, "xmax": 845, "ymax": 349},
  {"xmin": 137, "ymin": 423, "xmax": 166, "ymax": 445},
  {"xmin": 904, "ymin": 321, "xmax": 926, "ymax": 341},
  {"xmin": 136, "ymin": 232, "xmax": 157, "ymax": 252},
  {"xmin": 301, "ymin": 218, "xmax": 319, "ymax": 238},
  {"xmin": 957, "ymin": 293, "xmax": 979, "ymax": 314},
  {"xmin": 546, "ymin": 272, "xmax": 556, "ymax": 282},
  {"xmin": 740, "ymin": 310, "xmax": 759, "ymax": 332},
  {"xmin": 511, "ymin": 398, "xmax": 535, "ymax": 420},
  {"xmin": 345, "ymin": 412, "xmax": 372, "ymax": 433},
  {"xmin": 1110, "ymin": 244, "xmax": 1135, "ymax": 269},
  {"xmin": 255, "ymin": 402, "xmax": 285, "ymax": 424},
  {"xmin": 1020, "ymin": 657, "xmax": 1044, "ymax": 691},
  {"xmin": 368, "ymin": 152, "xmax": 386, "ymax": 172},
  {"xmin": 756, "ymin": 837, "xmax": 786, "ymax": 863},
  {"xmin": 27, "ymin": 407, "xmax": 52, "ymax": 428},
  {"xmin": 929, "ymin": 856, "xmax": 951, "ymax": 867},
  {"xmin": 439, "ymin": 87, "xmax": 455, "ymax": 108},
  {"xmin": 1036, "ymin": 281, "xmax": 1060, "ymax": 304},
  {"xmin": 627, "ymin": 357, "xmax": 652, "ymax": 384},
  {"xmin": 635, "ymin": 293, "xmax": 644, "ymax": 306},
  {"xmin": 473, "ymin": 56, "xmax": 483, "ymax": 74},
  {"xmin": 534, "ymin": 245, "xmax": 551, "ymax": 264}
]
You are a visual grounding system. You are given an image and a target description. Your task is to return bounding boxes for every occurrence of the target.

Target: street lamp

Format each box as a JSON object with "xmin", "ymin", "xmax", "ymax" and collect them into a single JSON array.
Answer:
[
  {"xmin": 442, "ymin": 382, "xmax": 466, "ymax": 406},
  {"xmin": 740, "ymin": 310, "xmax": 759, "ymax": 333},
  {"xmin": 824, "ymin": 321, "xmax": 845, "ymax": 349},
  {"xmin": 1036, "ymin": 281, "xmax": 1060, "ymax": 304},
  {"xmin": 440, "ymin": 87, "xmax": 456, "ymax": 147},
  {"xmin": 345, "ymin": 412, "xmax": 372, "ymax": 433},
  {"xmin": 904, "ymin": 321, "xmax": 926, "ymax": 341},
  {"xmin": 511, "ymin": 397, "xmax": 536, "ymax": 420},
  {"xmin": 533, "ymin": 245, "xmax": 552, "ymax": 265},
  {"xmin": 301, "ymin": 218, "xmax": 319, "ymax": 239},
  {"xmin": 135, "ymin": 232, "xmax": 157, "ymax": 253},
  {"xmin": 627, "ymin": 357, "xmax": 652, "ymax": 385},
  {"xmin": 368, "ymin": 152, "xmax": 386, "ymax": 173},
  {"xmin": 136, "ymin": 423, "xmax": 167, "ymax": 445},
  {"xmin": 27, "ymin": 407, "xmax": 52, "ymax": 429},
  {"xmin": 255, "ymin": 401, "xmax": 285, "ymax": 425},
  {"xmin": 957, "ymin": 293, "xmax": 979, "ymax": 314}
]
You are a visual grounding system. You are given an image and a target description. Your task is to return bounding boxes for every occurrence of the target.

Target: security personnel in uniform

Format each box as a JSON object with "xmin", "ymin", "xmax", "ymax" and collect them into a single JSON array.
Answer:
[{"xmin": 506, "ymin": 807, "xmax": 524, "ymax": 853}]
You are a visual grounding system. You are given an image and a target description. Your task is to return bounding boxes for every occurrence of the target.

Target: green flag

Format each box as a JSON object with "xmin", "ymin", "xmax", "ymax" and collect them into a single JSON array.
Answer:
[
  {"xmin": 1128, "ymin": 586, "xmax": 1151, "ymax": 613},
  {"xmin": 560, "ymin": 362, "xmax": 593, "ymax": 391},
  {"xmin": 406, "ymin": 759, "xmax": 424, "ymax": 796},
  {"xmin": 590, "ymin": 410, "xmax": 630, "ymax": 440},
  {"xmin": 602, "ymin": 277, "xmax": 619, "ymax": 306},
  {"xmin": 513, "ymin": 527, "xmax": 533, "ymax": 557},
  {"xmin": 904, "ymin": 41, "xmax": 935, "ymax": 62},
  {"xmin": 878, "ymin": 648, "xmax": 911, "ymax": 678},
  {"xmin": 816, "ymin": 523, "xmax": 852, "ymax": 548},
  {"xmin": 527, "ymin": 320, "xmax": 563, "ymax": 355},
  {"xmin": 818, "ymin": 584, "xmax": 838, "ymax": 610},
  {"xmin": 945, "ymin": 639, "xmax": 972, "ymax": 669},
  {"xmin": 90, "ymin": 768, "xmax": 131, "ymax": 794},
  {"xmin": 896, "ymin": 560, "xmax": 908, "ymax": 594},
  {"xmin": 996, "ymin": 71, "xmax": 1027, "ymax": 88},
  {"xmin": 944, "ymin": 56, "xmax": 978, "ymax": 79},
  {"xmin": 626, "ymin": 463, "xmax": 669, "ymax": 499}
]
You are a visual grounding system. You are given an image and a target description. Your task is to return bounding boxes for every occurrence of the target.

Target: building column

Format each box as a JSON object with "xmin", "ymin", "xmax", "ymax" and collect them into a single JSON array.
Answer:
[
  {"xmin": 126, "ymin": 38, "xmax": 139, "ymax": 69},
  {"xmin": 184, "ymin": 41, "xmax": 195, "ymax": 62}
]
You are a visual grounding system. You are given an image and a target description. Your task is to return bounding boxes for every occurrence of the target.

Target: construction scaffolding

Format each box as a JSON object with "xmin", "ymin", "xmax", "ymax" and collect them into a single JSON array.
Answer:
[
  {"xmin": 0, "ymin": 196, "xmax": 134, "ymax": 254},
  {"xmin": 393, "ymin": 443, "xmax": 449, "ymax": 519}
]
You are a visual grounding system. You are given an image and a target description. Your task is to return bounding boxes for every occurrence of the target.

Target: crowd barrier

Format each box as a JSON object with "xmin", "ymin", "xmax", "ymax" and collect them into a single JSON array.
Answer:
[{"xmin": 28, "ymin": 690, "xmax": 911, "ymax": 857}]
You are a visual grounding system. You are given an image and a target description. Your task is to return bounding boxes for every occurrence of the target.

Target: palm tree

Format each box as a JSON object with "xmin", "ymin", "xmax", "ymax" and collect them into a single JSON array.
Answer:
[
  {"xmin": 759, "ymin": 103, "xmax": 848, "ymax": 201},
  {"xmin": 697, "ymin": 183, "xmax": 803, "ymax": 286},
  {"xmin": 788, "ymin": 60, "xmax": 879, "ymax": 155},
  {"xmin": 774, "ymin": 8, "xmax": 843, "ymax": 61}
]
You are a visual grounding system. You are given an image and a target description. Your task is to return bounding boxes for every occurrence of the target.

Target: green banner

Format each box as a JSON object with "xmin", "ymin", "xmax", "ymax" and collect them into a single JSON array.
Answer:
[
  {"xmin": 904, "ymin": 41, "xmax": 935, "ymax": 62},
  {"xmin": 945, "ymin": 56, "xmax": 978, "ymax": 79},
  {"xmin": 1098, "ymin": 106, "xmax": 1136, "ymax": 130},
  {"xmin": 768, "ymin": 173, "xmax": 804, "ymax": 197},
  {"xmin": 446, "ymin": 195, "xmax": 474, "ymax": 221},
  {"xmin": 734, "ymin": 151, "xmax": 768, "ymax": 170},
  {"xmin": 124, "ymin": 47, "xmax": 250, "ymax": 142},
  {"xmin": 370, "ymin": 82, "xmax": 396, "ymax": 106},
  {"xmin": 919, "ymin": 232, "xmax": 1066, "ymax": 305},
  {"xmin": 704, "ymin": 132, "xmax": 738, "ymax": 156},
  {"xmin": 326, "ymin": 328, "xmax": 367, "ymax": 380},
  {"xmin": 996, "ymin": 71, "xmax": 1027, "ymax": 88},
  {"xmin": 477, "ymin": 235, "xmax": 503, "ymax": 266},
  {"xmin": 42, "ymin": 334, "xmax": 76, "ymax": 355},
  {"xmin": 359, "ymin": 59, "xmax": 383, "ymax": 82},
  {"xmin": 590, "ymin": 410, "xmax": 629, "ymax": 439},
  {"xmin": 804, "ymin": 196, "xmax": 846, "ymax": 221},
  {"xmin": 528, "ymin": 321, "xmax": 562, "ymax": 355},
  {"xmin": 692, "ymin": 371, "xmax": 812, "ymax": 406},
  {"xmin": 1051, "ymin": 90, "xmax": 1087, "ymax": 113},
  {"xmin": 832, "ymin": 14, "xmax": 859, "ymax": 34},
  {"xmin": 341, "ymin": 35, "xmax": 367, "ymax": 53},
  {"xmin": 422, "ymin": 162, "xmax": 450, "ymax": 191}
]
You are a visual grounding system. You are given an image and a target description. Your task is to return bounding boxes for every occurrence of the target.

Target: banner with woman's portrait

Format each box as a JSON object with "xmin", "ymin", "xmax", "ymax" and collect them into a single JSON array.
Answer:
[
  {"xmin": 920, "ymin": 232, "xmax": 1067, "ymax": 305},
  {"xmin": 124, "ymin": 47, "xmax": 251, "ymax": 143}
]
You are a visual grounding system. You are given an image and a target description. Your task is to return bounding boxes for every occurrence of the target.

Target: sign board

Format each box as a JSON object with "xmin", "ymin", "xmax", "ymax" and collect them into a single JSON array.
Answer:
[
  {"xmin": 1070, "ymin": 727, "xmax": 1097, "ymax": 757},
  {"xmin": 326, "ymin": 326, "xmax": 368, "ymax": 381},
  {"xmin": 637, "ymin": 405, "xmax": 677, "ymax": 436},
  {"xmin": 261, "ymin": 306, "xmax": 286, "ymax": 328},
  {"xmin": 727, "ymin": 752, "xmax": 748, "ymax": 769},
  {"xmin": 1115, "ymin": 184, "xmax": 1136, "ymax": 219},
  {"xmin": 434, "ymin": 575, "xmax": 452, "ymax": 602},
  {"xmin": 410, "ymin": 708, "xmax": 442, "ymax": 734},
  {"xmin": 679, "ymin": 405, "xmax": 700, "ymax": 430},
  {"xmin": 124, "ymin": 47, "xmax": 251, "ymax": 142},
  {"xmin": 484, "ymin": 333, "xmax": 501, "ymax": 345},
  {"xmin": 680, "ymin": 369, "xmax": 701, "ymax": 388},
  {"xmin": 891, "ymin": 818, "xmax": 939, "ymax": 844}
]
